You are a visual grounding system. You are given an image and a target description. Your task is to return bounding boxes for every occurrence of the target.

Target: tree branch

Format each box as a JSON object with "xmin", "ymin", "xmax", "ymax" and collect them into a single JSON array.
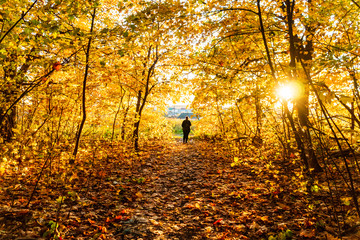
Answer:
[{"xmin": 0, "ymin": 0, "xmax": 38, "ymax": 44}]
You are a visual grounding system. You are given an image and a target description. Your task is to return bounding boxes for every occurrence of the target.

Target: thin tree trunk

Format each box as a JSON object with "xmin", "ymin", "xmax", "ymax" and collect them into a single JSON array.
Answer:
[
  {"xmin": 121, "ymin": 105, "xmax": 130, "ymax": 141},
  {"xmin": 132, "ymin": 46, "xmax": 159, "ymax": 150},
  {"xmin": 303, "ymin": 61, "xmax": 360, "ymax": 216},
  {"xmin": 349, "ymin": 68, "xmax": 360, "ymax": 115},
  {"xmin": 121, "ymin": 96, "xmax": 131, "ymax": 141},
  {"xmin": 71, "ymin": 7, "xmax": 96, "ymax": 163},
  {"xmin": 0, "ymin": 47, "xmax": 82, "ymax": 133},
  {"xmin": 111, "ymin": 103, "xmax": 122, "ymax": 142},
  {"xmin": 133, "ymin": 90, "xmax": 142, "ymax": 151},
  {"xmin": 235, "ymin": 101, "xmax": 253, "ymax": 135},
  {"xmin": 216, "ymin": 104, "xmax": 226, "ymax": 136},
  {"xmin": 230, "ymin": 109, "xmax": 240, "ymax": 139},
  {"xmin": 256, "ymin": 0, "xmax": 276, "ymax": 79},
  {"xmin": 111, "ymin": 92, "xmax": 125, "ymax": 142},
  {"xmin": 254, "ymin": 83, "xmax": 262, "ymax": 145}
]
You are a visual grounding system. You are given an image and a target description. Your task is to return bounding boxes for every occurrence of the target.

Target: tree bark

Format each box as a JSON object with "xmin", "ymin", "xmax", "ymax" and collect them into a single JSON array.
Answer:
[
  {"xmin": 285, "ymin": 0, "xmax": 322, "ymax": 172},
  {"xmin": 132, "ymin": 45, "xmax": 159, "ymax": 150},
  {"xmin": 133, "ymin": 90, "xmax": 142, "ymax": 151},
  {"xmin": 121, "ymin": 104, "xmax": 130, "ymax": 141},
  {"xmin": 111, "ymin": 89, "xmax": 126, "ymax": 141},
  {"xmin": 256, "ymin": 0, "xmax": 276, "ymax": 79},
  {"xmin": 71, "ymin": 7, "xmax": 96, "ymax": 163},
  {"xmin": 0, "ymin": 0, "xmax": 38, "ymax": 44},
  {"xmin": 254, "ymin": 83, "xmax": 262, "ymax": 145}
]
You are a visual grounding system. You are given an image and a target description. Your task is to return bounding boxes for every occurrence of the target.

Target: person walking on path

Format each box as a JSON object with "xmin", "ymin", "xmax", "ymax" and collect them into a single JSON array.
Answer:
[{"xmin": 182, "ymin": 116, "xmax": 191, "ymax": 143}]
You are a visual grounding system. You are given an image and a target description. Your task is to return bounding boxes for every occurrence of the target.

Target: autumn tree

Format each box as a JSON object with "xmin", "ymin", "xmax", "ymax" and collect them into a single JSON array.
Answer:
[{"xmin": 118, "ymin": 1, "xmax": 190, "ymax": 150}]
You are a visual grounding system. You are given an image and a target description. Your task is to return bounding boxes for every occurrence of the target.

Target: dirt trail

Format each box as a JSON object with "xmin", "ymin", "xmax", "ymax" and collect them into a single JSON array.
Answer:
[
  {"xmin": 116, "ymin": 139, "xmax": 253, "ymax": 239},
  {"xmin": 0, "ymin": 138, "xmax": 322, "ymax": 239}
]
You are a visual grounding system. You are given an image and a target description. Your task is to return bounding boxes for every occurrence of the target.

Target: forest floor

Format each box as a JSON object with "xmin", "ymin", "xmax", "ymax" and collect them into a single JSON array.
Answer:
[{"xmin": 0, "ymin": 138, "xmax": 356, "ymax": 239}]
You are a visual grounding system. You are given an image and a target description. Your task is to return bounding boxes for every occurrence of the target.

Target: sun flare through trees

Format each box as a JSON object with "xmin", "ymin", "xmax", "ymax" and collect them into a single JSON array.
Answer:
[{"xmin": 1, "ymin": 0, "xmax": 360, "ymax": 239}]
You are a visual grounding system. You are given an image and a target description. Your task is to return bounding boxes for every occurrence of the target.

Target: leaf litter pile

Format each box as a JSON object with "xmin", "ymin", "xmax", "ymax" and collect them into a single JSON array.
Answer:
[{"xmin": 0, "ymin": 139, "xmax": 355, "ymax": 239}]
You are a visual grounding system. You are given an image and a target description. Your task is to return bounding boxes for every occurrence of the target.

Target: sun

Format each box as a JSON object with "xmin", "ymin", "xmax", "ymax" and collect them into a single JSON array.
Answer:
[{"xmin": 276, "ymin": 82, "xmax": 302, "ymax": 100}]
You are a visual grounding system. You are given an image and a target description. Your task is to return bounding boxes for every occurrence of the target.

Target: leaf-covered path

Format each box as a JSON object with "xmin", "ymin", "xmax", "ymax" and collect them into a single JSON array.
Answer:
[
  {"xmin": 1, "ymin": 139, "xmax": 338, "ymax": 239},
  {"xmin": 118, "ymin": 139, "xmax": 301, "ymax": 240},
  {"xmin": 127, "ymin": 139, "xmax": 237, "ymax": 239}
]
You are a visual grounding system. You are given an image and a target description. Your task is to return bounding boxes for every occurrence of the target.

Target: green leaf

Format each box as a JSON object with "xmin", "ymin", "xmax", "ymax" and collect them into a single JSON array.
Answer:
[
  {"xmin": 56, "ymin": 196, "xmax": 66, "ymax": 203},
  {"xmin": 24, "ymin": 28, "xmax": 32, "ymax": 35},
  {"xmin": 311, "ymin": 185, "xmax": 319, "ymax": 193},
  {"xmin": 68, "ymin": 15, "xmax": 75, "ymax": 21},
  {"xmin": 285, "ymin": 229, "xmax": 293, "ymax": 237},
  {"xmin": 118, "ymin": 49, "xmax": 125, "ymax": 57}
]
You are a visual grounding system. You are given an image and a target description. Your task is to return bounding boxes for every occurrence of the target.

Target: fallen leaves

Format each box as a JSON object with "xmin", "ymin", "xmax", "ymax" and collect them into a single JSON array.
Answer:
[
  {"xmin": 213, "ymin": 218, "xmax": 223, "ymax": 225},
  {"xmin": 0, "ymin": 139, "xmax": 353, "ymax": 239}
]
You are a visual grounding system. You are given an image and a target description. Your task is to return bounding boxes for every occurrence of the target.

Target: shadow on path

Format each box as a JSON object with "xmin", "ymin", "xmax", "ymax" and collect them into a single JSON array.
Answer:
[
  {"xmin": 0, "ymin": 138, "xmax": 321, "ymax": 240},
  {"xmin": 119, "ymin": 138, "xmax": 248, "ymax": 239}
]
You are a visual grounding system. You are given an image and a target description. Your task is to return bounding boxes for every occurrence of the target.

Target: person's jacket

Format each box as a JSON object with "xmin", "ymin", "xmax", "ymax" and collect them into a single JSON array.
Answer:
[{"xmin": 182, "ymin": 119, "xmax": 191, "ymax": 132}]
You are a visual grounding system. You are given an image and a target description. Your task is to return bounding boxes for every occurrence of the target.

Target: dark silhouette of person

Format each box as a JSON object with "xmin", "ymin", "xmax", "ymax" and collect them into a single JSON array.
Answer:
[{"xmin": 182, "ymin": 116, "xmax": 191, "ymax": 143}]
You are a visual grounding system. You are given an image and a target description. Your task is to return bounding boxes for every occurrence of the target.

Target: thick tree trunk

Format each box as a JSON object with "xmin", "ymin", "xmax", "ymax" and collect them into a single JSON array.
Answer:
[
  {"xmin": 284, "ymin": 104, "xmax": 309, "ymax": 169},
  {"xmin": 1, "ymin": 54, "xmax": 19, "ymax": 142},
  {"xmin": 0, "ymin": 105, "xmax": 16, "ymax": 141},
  {"xmin": 285, "ymin": 0, "xmax": 322, "ymax": 172}
]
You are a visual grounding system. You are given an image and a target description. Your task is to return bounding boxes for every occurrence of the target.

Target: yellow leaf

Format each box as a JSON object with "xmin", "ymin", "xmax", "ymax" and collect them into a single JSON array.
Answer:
[{"xmin": 150, "ymin": 219, "xmax": 160, "ymax": 226}]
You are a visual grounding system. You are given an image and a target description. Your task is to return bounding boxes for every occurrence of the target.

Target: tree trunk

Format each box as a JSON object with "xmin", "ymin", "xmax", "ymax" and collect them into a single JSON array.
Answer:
[
  {"xmin": 235, "ymin": 100, "xmax": 253, "ymax": 135},
  {"xmin": 71, "ymin": 7, "xmax": 96, "ymax": 163},
  {"xmin": 121, "ymin": 95, "xmax": 131, "ymax": 141},
  {"xmin": 111, "ymin": 103, "xmax": 122, "ymax": 142},
  {"xmin": 0, "ymin": 105, "xmax": 16, "ymax": 141},
  {"xmin": 285, "ymin": 0, "xmax": 322, "ymax": 172},
  {"xmin": 111, "ymin": 91, "xmax": 125, "ymax": 142},
  {"xmin": 1, "ymin": 54, "xmax": 19, "ymax": 142},
  {"xmin": 254, "ymin": 83, "xmax": 262, "ymax": 146},
  {"xmin": 121, "ymin": 105, "xmax": 130, "ymax": 141},
  {"xmin": 133, "ymin": 90, "xmax": 142, "ymax": 151},
  {"xmin": 256, "ymin": 0, "xmax": 276, "ymax": 79}
]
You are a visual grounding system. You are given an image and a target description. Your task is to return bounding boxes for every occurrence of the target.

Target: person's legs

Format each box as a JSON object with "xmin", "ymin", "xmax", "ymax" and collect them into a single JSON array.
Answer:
[{"xmin": 184, "ymin": 131, "xmax": 190, "ymax": 143}]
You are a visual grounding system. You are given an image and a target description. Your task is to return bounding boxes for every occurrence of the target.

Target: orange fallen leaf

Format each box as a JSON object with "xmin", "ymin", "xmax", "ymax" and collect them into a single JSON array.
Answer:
[
  {"xmin": 88, "ymin": 219, "xmax": 96, "ymax": 224},
  {"xmin": 213, "ymin": 218, "xmax": 223, "ymax": 225},
  {"xmin": 300, "ymin": 229, "xmax": 316, "ymax": 238}
]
